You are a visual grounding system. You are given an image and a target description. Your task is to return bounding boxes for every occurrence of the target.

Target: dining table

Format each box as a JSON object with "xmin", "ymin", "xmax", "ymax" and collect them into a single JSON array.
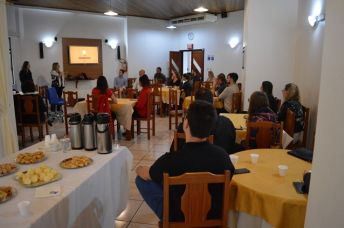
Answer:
[
  {"xmin": 220, "ymin": 113, "xmax": 293, "ymax": 148},
  {"xmin": 228, "ymin": 149, "xmax": 312, "ymax": 228},
  {"xmin": 73, "ymin": 98, "xmax": 137, "ymax": 140},
  {"xmin": 153, "ymin": 87, "xmax": 180, "ymax": 105},
  {"xmin": 0, "ymin": 141, "xmax": 133, "ymax": 228},
  {"xmin": 182, "ymin": 96, "xmax": 224, "ymax": 109}
]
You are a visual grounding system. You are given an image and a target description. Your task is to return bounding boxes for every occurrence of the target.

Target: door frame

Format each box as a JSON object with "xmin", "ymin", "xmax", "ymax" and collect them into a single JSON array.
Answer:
[{"xmin": 180, "ymin": 49, "xmax": 204, "ymax": 80}]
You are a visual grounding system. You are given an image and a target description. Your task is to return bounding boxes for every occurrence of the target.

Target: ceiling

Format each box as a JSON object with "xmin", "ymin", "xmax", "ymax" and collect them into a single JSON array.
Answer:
[{"xmin": 7, "ymin": 0, "xmax": 245, "ymax": 20}]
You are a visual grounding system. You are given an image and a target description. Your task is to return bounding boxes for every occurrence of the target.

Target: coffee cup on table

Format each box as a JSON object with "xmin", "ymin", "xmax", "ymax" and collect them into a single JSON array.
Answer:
[
  {"xmin": 250, "ymin": 154, "xmax": 259, "ymax": 164},
  {"xmin": 278, "ymin": 165, "xmax": 288, "ymax": 177},
  {"xmin": 229, "ymin": 155, "xmax": 238, "ymax": 165},
  {"xmin": 17, "ymin": 201, "xmax": 30, "ymax": 217}
]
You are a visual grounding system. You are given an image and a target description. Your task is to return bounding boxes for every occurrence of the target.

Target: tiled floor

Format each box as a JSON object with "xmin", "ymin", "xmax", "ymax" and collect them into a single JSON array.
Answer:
[{"xmin": 18, "ymin": 114, "xmax": 180, "ymax": 228}]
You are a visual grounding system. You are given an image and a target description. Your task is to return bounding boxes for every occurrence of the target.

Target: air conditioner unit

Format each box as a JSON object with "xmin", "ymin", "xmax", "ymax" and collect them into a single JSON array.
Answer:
[{"xmin": 170, "ymin": 13, "xmax": 217, "ymax": 27}]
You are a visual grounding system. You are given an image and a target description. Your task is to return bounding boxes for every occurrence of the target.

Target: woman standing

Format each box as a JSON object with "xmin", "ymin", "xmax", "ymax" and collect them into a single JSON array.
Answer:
[
  {"xmin": 278, "ymin": 83, "xmax": 304, "ymax": 144},
  {"xmin": 169, "ymin": 72, "xmax": 181, "ymax": 87},
  {"xmin": 19, "ymin": 61, "xmax": 33, "ymax": 86},
  {"xmin": 50, "ymin": 62, "xmax": 66, "ymax": 111}
]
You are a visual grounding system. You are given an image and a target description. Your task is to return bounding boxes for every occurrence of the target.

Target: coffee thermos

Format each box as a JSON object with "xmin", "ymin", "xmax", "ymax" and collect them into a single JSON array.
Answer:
[
  {"xmin": 96, "ymin": 113, "xmax": 112, "ymax": 154},
  {"xmin": 82, "ymin": 114, "xmax": 97, "ymax": 151},
  {"xmin": 69, "ymin": 113, "xmax": 83, "ymax": 149}
]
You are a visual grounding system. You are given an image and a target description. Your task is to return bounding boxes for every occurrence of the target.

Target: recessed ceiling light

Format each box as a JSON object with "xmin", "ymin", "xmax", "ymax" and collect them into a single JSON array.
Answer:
[{"xmin": 194, "ymin": 6, "xmax": 208, "ymax": 12}]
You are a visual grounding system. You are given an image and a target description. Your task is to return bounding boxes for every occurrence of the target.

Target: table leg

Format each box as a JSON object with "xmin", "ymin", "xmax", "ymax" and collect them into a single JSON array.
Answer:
[{"xmin": 126, "ymin": 129, "xmax": 131, "ymax": 141}]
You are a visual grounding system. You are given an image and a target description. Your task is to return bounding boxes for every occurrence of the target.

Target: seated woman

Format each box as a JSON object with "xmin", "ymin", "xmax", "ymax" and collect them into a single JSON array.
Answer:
[
  {"xmin": 261, "ymin": 81, "xmax": 278, "ymax": 113},
  {"xmin": 242, "ymin": 91, "xmax": 278, "ymax": 148},
  {"xmin": 169, "ymin": 71, "xmax": 181, "ymax": 87},
  {"xmin": 278, "ymin": 83, "xmax": 304, "ymax": 144},
  {"xmin": 133, "ymin": 74, "xmax": 151, "ymax": 118}
]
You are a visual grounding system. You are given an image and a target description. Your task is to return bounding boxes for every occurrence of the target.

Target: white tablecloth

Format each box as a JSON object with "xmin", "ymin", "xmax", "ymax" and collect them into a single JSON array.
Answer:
[{"xmin": 0, "ymin": 141, "xmax": 133, "ymax": 228}]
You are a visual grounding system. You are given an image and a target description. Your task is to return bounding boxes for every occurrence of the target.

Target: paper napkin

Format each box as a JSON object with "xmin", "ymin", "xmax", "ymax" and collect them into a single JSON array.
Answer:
[{"xmin": 34, "ymin": 185, "xmax": 61, "ymax": 199}]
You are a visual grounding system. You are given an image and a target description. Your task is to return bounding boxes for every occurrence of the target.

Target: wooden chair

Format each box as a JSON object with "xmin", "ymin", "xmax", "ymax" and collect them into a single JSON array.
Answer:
[
  {"xmin": 155, "ymin": 78, "xmax": 163, "ymax": 84},
  {"xmin": 63, "ymin": 91, "xmax": 78, "ymax": 135},
  {"xmin": 245, "ymin": 121, "xmax": 283, "ymax": 150},
  {"xmin": 87, "ymin": 94, "xmax": 99, "ymax": 114},
  {"xmin": 237, "ymin": 83, "xmax": 242, "ymax": 92},
  {"xmin": 152, "ymin": 83, "xmax": 163, "ymax": 118},
  {"xmin": 149, "ymin": 79, "xmax": 154, "ymax": 85},
  {"xmin": 167, "ymin": 77, "xmax": 172, "ymax": 86},
  {"xmin": 193, "ymin": 81, "xmax": 201, "ymax": 92},
  {"xmin": 131, "ymin": 92, "xmax": 155, "ymax": 140},
  {"xmin": 158, "ymin": 170, "xmax": 231, "ymax": 228},
  {"xmin": 201, "ymin": 81, "xmax": 213, "ymax": 90},
  {"xmin": 174, "ymin": 131, "xmax": 214, "ymax": 152},
  {"xmin": 109, "ymin": 88, "xmax": 120, "ymax": 98},
  {"xmin": 284, "ymin": 109, "xmax": 295, "ymax": 149},
  {"xmin": 121, "ymin": 88, "xmax": 138, "ymax": 99},
  {"xmin": 231, "ymin": 92, "xmax": 242, "ymax": 113},
  {"xmin": 128, "ymin": 78, "xmax": 136, "ymax": 88},
  {"xmin": 35, "ymin": 84, "xmax": 39, "ymax": 92},
  {"xmin": 168, "ymin": 89, "xmax": 184, "ymax": 130},
  {"xmin": 38, "ymin": 86, "xmax": 48, "ymax": 116},
  {"xmin": 17, "ymin": 95, "xmax": 49, "ymax": 147},
  {"xmin": 276, "ymin": 98, "xmax": 281, "ymax": 111}
]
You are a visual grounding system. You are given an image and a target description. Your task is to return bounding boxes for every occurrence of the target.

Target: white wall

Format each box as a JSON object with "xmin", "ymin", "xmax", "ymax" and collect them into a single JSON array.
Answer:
[
  {"xmin": 294, "ymin": 0, "xmax": 325, "ymax": 148},
  {"xmin": 305, "ymin": 0, "xmax": 344, "ymax": 226},
  {"xmin": 126, "ymin": 16, "xmax": 173, "ymax": 79},
  {"xmin": 7, "ymin": 6, "xmax": 125, "ymax": 99},
  {"xmin": 173, "ymin": 11, "xmax": 244, "ymax": 81},
  {"xmin": 243, "ymin": 0, "xmax": 298, "ymax": 110}
]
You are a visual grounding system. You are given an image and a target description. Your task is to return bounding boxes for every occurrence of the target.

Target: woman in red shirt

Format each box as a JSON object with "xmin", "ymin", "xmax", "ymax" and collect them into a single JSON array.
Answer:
[{"xmin": 133, "ymin": 74, "xmax": 151, "ymax": 118}]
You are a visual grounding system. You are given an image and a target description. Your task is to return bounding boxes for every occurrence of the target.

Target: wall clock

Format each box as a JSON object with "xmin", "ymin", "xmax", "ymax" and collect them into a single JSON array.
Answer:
[{"xmin": 188, "ymin": 32, "xmax": 194, "ymax": 40}]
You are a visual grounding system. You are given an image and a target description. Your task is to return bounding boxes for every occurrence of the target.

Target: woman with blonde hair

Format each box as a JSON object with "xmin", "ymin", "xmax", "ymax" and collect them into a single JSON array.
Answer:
[
  {"xmin": 278, "ymin": 83, "xmax": 304, "ymax": 144},
  {"xmin": 50, "ymin": 62, "xmax": 67, "ymax": 111},
  {"xmin": 206, "ymin": 71, "xmax": 215, "ymax": 83}
]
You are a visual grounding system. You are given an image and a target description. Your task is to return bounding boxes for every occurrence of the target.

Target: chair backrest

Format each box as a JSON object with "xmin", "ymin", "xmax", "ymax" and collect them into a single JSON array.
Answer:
[
  {"xmin": 155, "ymin": 78, "xmax": 163, "ymax": 84},
  {"xmin": 128, "ymin": 78, "xmax": 135, "ymax": 88},
  {"xmin": 231, "ymin": 92, "xmax": 242, "ymax": 113},
  {"xmin": 201, "ymin": 81, "xmax": 213, "ymax": 90},
  {"xmin": 63, "ymin": 91, "xmax": 78, "ymax": 108},
  {"xmin": 35, "ymin": 84, "xmax": 39, "ymax": 92},
  {"xmin": 285, "ymin": 109, "xmax": 295, "ymax": 149},
  {"xmin": 17, "ymin": 95, "xmax": 42, "ymax": 125},
  {"xmin": 162, "ymin": 170, "xmax": 231, "ymax": 228},
  {"xmin": 245, "ymin": 121, "xmax": 283, "ymax": 149},
  {"xmin": 146, "ymin": 92, "xmax": 155, "ymax": 119},
  {"xmin": 193, "ymin": 81, "xmax": 201, "ymax": 92},
  {"xmin": 149, "ymin": 79, "xmax": 154, "ymax": 86},
  {"xmin": 237, "ymin": 83, "xmax": 242, "ymax": 92},
  {"xmin": 87, "ymin": 94, "xmax": 99, "ymax": 114},
  {"xmin": 47, "ymin": 87, "xmax": 59, "ymax": 104},
  {"xmin": 169, "ymin": 89, "xmax": 178, "ymax": 107},
  {"xmin": 302, "ymin": 107, "xmax": 310, "ymax": 148},
  {"xmin": 38, "ymin": 86, "xmax": 48, "ymax": 108},
  {"xmin": 152, "ymin": 83, "xmax": 163, "ymax": 103},
  {"xmin": 276, "ymin": 98, "xmax": 281, "ymax": 111},
  {"xmin": 167, "ymin": 77, "xmax": 172, "ymax": 86},
  {"xmin": 174, "ymin": 131, "xmax": 214, "ymax": 152},
  {"xmin": 109, "ymin": 88, "xmax": 120, "ymax": 98},
  {"xmin": 122, "ymin": 88, "xmax": 138, "ymax": 99}
]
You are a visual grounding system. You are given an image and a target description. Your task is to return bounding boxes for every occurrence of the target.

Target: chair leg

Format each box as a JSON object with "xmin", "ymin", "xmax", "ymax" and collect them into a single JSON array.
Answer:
[
  {"xmin": 160, "ymin": 104, "xmax": 162, "ymax": 118},
  {"xmin": 22, "ymin": 126, "xmax": 26, "ymax": 148},
  {"xmin": 131, "ymin": 120, "xmax": 135, "ymax": 138},
  {"xmin": 30, "ymin": 127, "xmax": 33, "ymax": 142},
  {"xmin": 38, "ymin": 126, "xmax": 42, "ymax": 142},
  {"xmin": 137, "ymin": 121, "xmax": 141, "ymax": 135},
  {"xmin": 169, "ymin": 114, "xmax": 172, "ymax": 130},
  {"xmin": 153, "ymin": 117, "xmax": 155, "ymax": 136},
  {"xmin": 158, "ymin": 221, "xmax": 163, "ymax": 228},
  {"xmin": 147, "ymin": 120, "xmax": 150, "ymax": 140},
  {"xmin": 175, "ymin": 114, "xmax": 178, "ymax": 130}
]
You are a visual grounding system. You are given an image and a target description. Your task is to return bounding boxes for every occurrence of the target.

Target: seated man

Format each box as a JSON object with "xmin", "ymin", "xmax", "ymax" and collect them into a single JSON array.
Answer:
[
  {"xmin": 136, "ymin": 100, "xmax": 235, "ymax": 222},
  {"xmin": 154, "ymin": 67, "xmax": 167, "ymax": 84},
  {"xmin": 113, "ymin": 69, "xmax": 128, "ymax": 89},
  {"xmin": 211, "ymin": 73, "xmax": 227, "ymax": 97},
  {"xmin": 214, "ymin": 72, "xmax": 240, "ymax": 113},
  {"xmin": 170, "ymin": 88, "xmax": 242, "ymax": 154}
]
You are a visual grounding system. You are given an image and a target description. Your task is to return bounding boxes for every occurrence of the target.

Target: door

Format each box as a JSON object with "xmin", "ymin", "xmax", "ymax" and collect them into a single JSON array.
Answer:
[
  {"xmin": 191, "ymin": 50, "xmax": 204, "ymax": 81},
  {"xmin": 169, "ymin": 51, "xmax": 182, "ymax": 78}
]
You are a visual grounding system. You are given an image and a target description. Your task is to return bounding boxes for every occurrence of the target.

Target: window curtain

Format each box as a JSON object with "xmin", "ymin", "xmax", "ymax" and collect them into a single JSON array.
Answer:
[{"xmin": 0, "ymin": 0, "xmax": 18, "ymax": 158}]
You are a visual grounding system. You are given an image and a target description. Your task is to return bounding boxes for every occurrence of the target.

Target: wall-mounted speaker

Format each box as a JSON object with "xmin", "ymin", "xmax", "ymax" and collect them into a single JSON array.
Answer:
[
  {"xmin": 117, "ymin": 45, "xmax": 121, "ymax": 60},
  {"xmin": 221, "ymin": 12, "xmax": 227, "ymax": 18},
  {"xmin": 39, "ymin": 42, "xmax": 44, "ymax": 59}
]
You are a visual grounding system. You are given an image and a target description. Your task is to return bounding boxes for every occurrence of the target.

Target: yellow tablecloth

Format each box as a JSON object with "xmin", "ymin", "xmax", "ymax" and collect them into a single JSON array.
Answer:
[
  {"xmin": 73, "ymin": 98, "xmax": 136, "ymax": 130},
  {"xmin": 182, "ymin": 96, "xmax": 224, "ymax": 109},
  {"xmin": 229, "ymin": 149, "xmax": 311, "ymax": 228},
  {"xmin": 220, "ymin": 113, "xmax": 247, "ymax": 141},
  {"xmin": 153, "ymin": 87, "xmax": 180, "ymax": 105}
]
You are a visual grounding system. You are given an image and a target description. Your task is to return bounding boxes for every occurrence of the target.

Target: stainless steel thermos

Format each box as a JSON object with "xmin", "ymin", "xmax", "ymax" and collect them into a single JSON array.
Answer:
[
  {"xmin": 82, "ymin": 114, "xmax": 97, "ymax": 151},
  {"xmin": 69, "ymin": 113, "xmax": 83, "ymax": 149},
  {"xmin": 96, "ymin": 113, "xmax": 112, "ymax": 154}
]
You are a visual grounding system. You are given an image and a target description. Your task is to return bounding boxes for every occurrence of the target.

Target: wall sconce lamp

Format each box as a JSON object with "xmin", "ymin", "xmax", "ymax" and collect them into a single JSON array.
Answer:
[
  {"xmin": 105, "ymin": 39, "xmax": 117, "ymax": 49},
  {"xmin": 43, "ymin": 37, "xmax": 57, "ymax": 48},
  {"xmin": 229, "ymin": 38, "xmax": 239, "ymax": 48},
  {"xmin": 308, "ymin": 14, "xmax": 325, "ymax": 27}
]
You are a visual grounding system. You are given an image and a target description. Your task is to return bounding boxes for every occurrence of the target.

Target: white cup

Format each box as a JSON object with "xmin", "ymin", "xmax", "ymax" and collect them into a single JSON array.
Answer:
[
  {"xmin": 113, "ymin": 144, "xmax": 120, "ymax": 150},
  {"xmin": 250, "ymin": 154, "xmax": 259, "ymax": 164},
  {"xmin": 17, "ymin": 201, "xmax": 30, "ymax": 217},
  {"xmin": 278, "ymin": 165, "xmax": 288, "ymax": 177},
  {"xmin": 45, "ymin": 135, "xmax": 51, "ymax": 148},
  {"xmin": 229, "ymin": 155, "xmax": 238, "ymax": 165},
  {"xmin": 51, "ymin": 134, "xmax": 57, "ymax": 142}
]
